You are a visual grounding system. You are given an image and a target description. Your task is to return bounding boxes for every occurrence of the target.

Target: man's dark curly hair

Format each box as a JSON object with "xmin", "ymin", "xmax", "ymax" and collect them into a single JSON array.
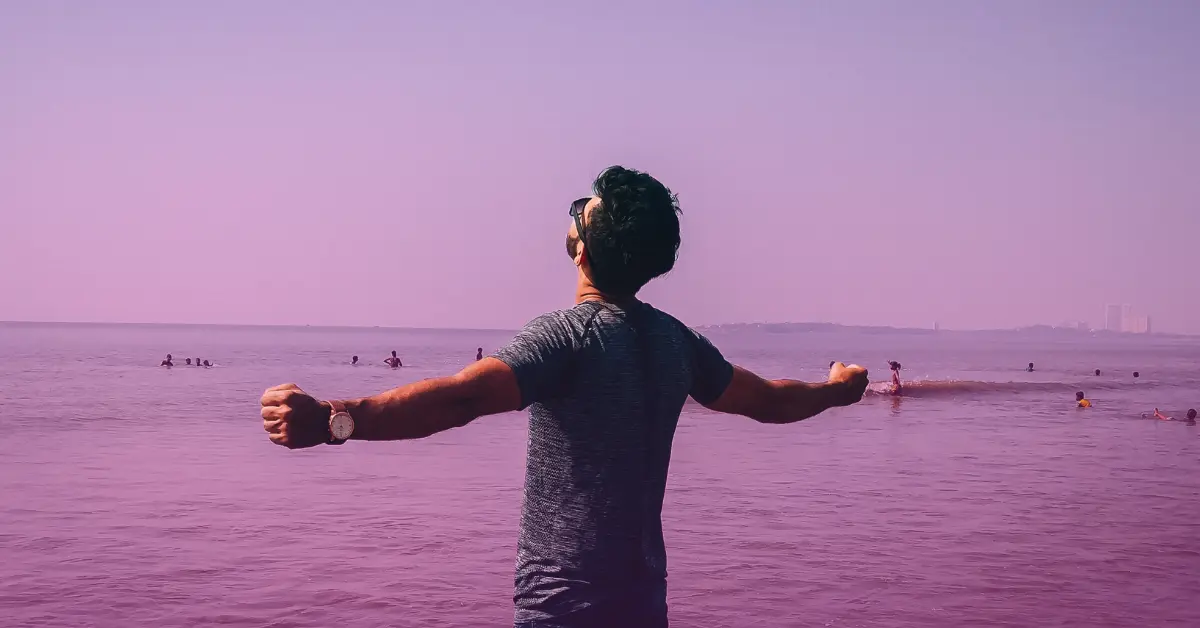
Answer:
[{"xmin": 585, "ymin": 166, "xmax": 681, "ymax": 296}]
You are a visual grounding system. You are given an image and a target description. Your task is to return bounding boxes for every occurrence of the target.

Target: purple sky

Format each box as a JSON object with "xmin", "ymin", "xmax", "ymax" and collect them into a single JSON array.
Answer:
[{"xmin": 2, "ymin": 1, "xmax": 1198, "ymax": 333}]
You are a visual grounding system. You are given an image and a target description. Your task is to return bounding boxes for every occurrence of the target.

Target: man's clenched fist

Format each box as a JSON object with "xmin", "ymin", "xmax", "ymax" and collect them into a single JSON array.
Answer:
[{"xmin": 260, "ymin": 383, "xmax": 330, "ymax": 449}]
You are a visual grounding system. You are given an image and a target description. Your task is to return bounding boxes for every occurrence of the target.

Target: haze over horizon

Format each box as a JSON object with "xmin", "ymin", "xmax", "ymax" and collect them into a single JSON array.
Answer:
[
  {"xmin": 3, "ymin": 1, "xmax": 1198, "ymax": 333},
  {"xmin": 3, "ymin": 318, "xmax": 1195, "ymax": 338}
]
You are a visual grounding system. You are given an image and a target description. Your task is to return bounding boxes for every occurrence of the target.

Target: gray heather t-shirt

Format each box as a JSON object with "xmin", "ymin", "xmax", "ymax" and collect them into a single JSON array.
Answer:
[{"xmin": 493, "ymin": 300, "xmax": 734, "ymax": 624}]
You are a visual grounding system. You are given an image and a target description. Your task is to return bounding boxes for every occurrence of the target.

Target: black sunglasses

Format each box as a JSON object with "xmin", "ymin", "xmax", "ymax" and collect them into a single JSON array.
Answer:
[
  {"xmin": 569, "ymin": 197, "xmax": 590, "ymax": 240},
  {"xmin": 569, "ymin": 197, "xmax": 593, "ymax": 263}
]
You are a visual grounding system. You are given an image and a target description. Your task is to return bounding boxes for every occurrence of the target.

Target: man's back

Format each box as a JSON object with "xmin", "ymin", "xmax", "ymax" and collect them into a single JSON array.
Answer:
[
  {"xmin": 257, "ymin": 167, "xmax": 870, "ymax": 628},
  {"xmin": 495, "ymin": 300, "xmax": 733, "ymax": 624}
]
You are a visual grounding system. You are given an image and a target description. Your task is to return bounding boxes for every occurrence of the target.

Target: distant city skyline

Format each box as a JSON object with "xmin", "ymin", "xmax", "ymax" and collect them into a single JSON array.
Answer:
[
  {"xmin": 1104, "ymin": 304, "xmax": 1153, "ymax": 334},
  {"xmin": 2, "ymin": 2, "xmax": 1198, "ymax": 333}
]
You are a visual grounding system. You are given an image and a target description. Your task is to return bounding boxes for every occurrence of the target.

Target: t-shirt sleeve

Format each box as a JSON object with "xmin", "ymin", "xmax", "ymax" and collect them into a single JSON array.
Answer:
[
  {"xmin": 491, "ymin": 313, "xmax": 579, "ymax": 410},
  {"xmin": 685, "ymin": 328, "xmax": 735, "ymax": 405}
]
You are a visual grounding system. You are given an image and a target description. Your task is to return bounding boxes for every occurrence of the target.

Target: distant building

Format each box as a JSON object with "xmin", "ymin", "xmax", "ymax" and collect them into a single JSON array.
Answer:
[
  {"xmin": 1130, "ymin": 316, "xmax": 1152, "ymax": 334},
  {"xmin": 1121, "ymin": 304, "xmax": 1133, "ymax": 332},
  {"xmin": 1105, "ymin": 304, "xmax": 1123, "ymax": 332},
  {"xmin": 933, "ymin": 321, "xmax": 940, "ymax": 331}
]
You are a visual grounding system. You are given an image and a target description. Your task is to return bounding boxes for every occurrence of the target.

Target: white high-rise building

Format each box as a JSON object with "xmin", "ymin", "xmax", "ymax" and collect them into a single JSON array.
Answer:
[
  {"xmin": 1104, "ymin": 304, "xmax": 1151, "ymax": 333},
  {"xmin": 1105, "ymin": 304, "xmax": 1123, "ymax": 332}
]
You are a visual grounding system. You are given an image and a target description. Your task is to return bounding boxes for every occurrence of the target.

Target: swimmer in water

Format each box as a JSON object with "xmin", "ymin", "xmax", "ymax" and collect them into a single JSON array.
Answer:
[
  {"xmin": 1094, "ymin": 369, "xmax": 1101, "ymax": 376},
  {"xmin": 202, "ymin": 359, "xmax": 211, "ymax": 368},
  {"xmin": 1133, "ymin": 371, "xmax": 1140, "ymax": 379},
  {"xmin": 160, "ymin": 354, "xmax": 173, "ymax": 367},
  {"xmin": 352, "ymin": 355, "xmax": 359, "ymax": 365},
  {"xmin": 185, "ymin": 358, "xmax": 192, "ymax": 366},
  {"xmin": 1076, "ymin": 391, "xmax": 1091, "ymax": 408},
  {"xmin": 194, "ymin": 357, "xmax": 201, "ymax": 367},
  {"xmin": 476, "ymin": 348, "xmax": 484, "ymax": 361},
  {"xmin": 384, "ymin": 351, "xmax": 402, "ymax": 368},
  {"xmin": 1151, "ymin": 408, "xmax": 1196, "ymax": 424},
  {"xmin": 887, "ymin": 361, "xmax": 902, "ymax": 396},
  {"xmin": 1026, "ymin": 362, "xmax": 1034, "ymax": 372}
]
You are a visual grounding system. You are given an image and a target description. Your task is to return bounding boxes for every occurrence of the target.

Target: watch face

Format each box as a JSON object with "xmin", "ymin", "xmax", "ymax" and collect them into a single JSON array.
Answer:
[{"xmin": 330, "ymin": 413, "xmax": 354, "ymax": 440}]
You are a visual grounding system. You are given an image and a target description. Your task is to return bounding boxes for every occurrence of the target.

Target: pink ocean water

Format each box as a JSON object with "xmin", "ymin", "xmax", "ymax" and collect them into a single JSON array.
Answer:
[{"xmin": 2, "ymin": 322, "xmax": 1199, "ymax": 627}]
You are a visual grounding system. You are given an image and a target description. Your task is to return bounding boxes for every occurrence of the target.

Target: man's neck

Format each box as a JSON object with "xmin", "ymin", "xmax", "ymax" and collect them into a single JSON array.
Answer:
[{"xmin": 574, "ymin": 280, "xmax": 637, "ymax": 307}]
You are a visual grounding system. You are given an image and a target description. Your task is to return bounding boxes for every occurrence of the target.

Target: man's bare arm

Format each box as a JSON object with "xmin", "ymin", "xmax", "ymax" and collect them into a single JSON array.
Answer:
[
  {"xmin": 703, "ymin": 363, "xmax": 868, "ymax": 424},
  {"xmin": 345, "ymin": 357, "xmax": 521, "ymax": 441},
  {"xmin": 260, "ymin": 358, "xmax": 522, "ymax": 449}
]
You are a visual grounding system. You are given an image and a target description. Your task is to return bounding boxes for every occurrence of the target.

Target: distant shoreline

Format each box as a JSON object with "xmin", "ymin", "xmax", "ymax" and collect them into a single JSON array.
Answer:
[
  {"xmin": 0, "ymin": 320, "xmax": 517, "ymax": 334},
  {"xmin": 1, "ymin": 319, "xmax": 1193, "ymax": 339},
  {"xmin": 697, "ymin": 322, "xmax": 1182, "ymax": 338}
]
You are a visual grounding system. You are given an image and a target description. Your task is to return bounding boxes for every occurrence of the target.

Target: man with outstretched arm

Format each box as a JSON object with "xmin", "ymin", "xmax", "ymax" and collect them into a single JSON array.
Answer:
[{"xmin": 260, "ymin": 166, "xmax": 869, "ymax": 628}]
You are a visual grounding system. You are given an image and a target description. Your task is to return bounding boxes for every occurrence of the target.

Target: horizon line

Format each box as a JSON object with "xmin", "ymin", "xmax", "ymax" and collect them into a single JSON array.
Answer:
[{"xmin": 1, "ymin": 319, "xmax": 1189, "ymax": 337}]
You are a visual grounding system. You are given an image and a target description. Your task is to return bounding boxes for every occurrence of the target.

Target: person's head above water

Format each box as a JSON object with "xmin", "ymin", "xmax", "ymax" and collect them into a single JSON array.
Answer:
[
  {"xmin": 1095, "ymin": 369, "xmax": 1101, "ymax": 376},
  {"xmin": 566, "ymin": 166, "xmax": 681, "ymax": 297},
  {"xmin": 1075, "ymin": 391, "xmax": 1085, "ymax": 401},
  {"xmin": 352, "ymin": 355, "xmax": 358, "ymax": 363},
  {"xmin": 1133, "ymin": 371, "xmax": 1140, "ymax": 378},
  {"xmin": 391, "ymin": 351, "xmax": 397, "ymax": 358},
  {"xmin": 1188, "ymin": 409, "xmax": 1197, "ymax": 421}
]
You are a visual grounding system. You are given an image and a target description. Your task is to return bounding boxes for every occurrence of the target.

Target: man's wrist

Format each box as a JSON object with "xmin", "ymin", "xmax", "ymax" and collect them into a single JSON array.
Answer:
[
  {"xmin": 318, "ymin": 400, "xmax": 334, "ymax": 442},
  {"xmin": 823, "ymin": 380, "xmax": 852, "ymax": 408},
  {"xmin": 342, "ymin": 398, "xmax": 368, "ymax": 440}
]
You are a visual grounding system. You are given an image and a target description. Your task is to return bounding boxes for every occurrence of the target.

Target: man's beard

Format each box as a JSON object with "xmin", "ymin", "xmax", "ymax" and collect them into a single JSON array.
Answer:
[{"xmin": 565, "ymin": 233, "xmax": 580, "ymax": 261}]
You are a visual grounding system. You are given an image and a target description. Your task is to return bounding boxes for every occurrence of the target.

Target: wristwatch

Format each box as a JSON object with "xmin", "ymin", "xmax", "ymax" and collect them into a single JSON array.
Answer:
[{"xmin": 327, "ymin": 400, "xmax": 355, "ymax": 445}]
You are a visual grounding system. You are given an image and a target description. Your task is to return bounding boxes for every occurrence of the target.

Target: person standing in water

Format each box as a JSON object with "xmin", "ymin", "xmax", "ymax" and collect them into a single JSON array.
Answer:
[
  {"xmin": 888, "ymin": 361, "xmax": 902, "ymax": 396},
  {"xmin": 1076, "ymin": 391, "xmax": 1091, "ymax": 408},
  {"xmin": 1026, "ymin": 362, "xmax": 1035, "ymax": 372},
  {"xmin": 477, "ymin": 348, "xmax": 484, "ymax": 361},
  {"xmin": 258, "ymin": 166, "xmax": 869, "ymax": 627},
  {"xmin": 384, "ymin": 351, "xmax": 402, "ymax": 368}
]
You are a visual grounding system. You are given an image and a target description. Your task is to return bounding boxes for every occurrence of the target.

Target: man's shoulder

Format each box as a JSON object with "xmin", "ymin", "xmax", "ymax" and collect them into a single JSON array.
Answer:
[
  {"xmin": 509, "ymin": 306, "xmax": 608, "ymax": 350},
  {"xmin": 523, "ymin": 304, "xmax": 607, "ymax": 331},
  {"xmin": 519, "ymin": 302, "xmax": 700, "ymax": 341},
  {"xmin": 635, "ymin": 304, "xmax": 704, "ymax": 341}
]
